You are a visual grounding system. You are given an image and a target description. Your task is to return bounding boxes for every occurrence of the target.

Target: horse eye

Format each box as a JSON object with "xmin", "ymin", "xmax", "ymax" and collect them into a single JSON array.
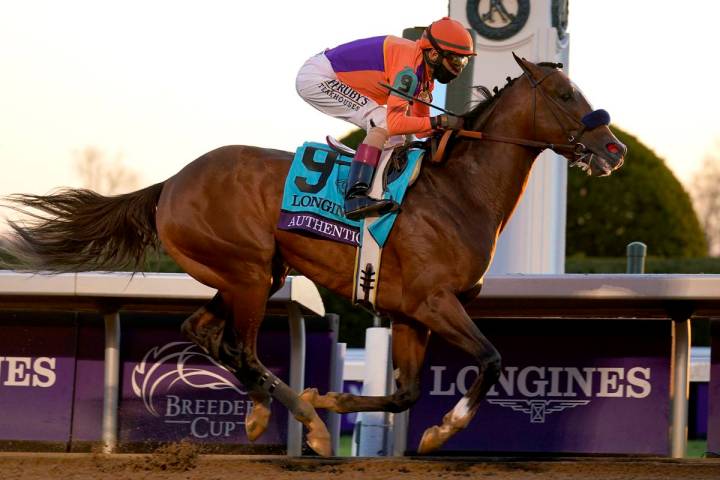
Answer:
[{"xmin": 560, "ymin": 92, "xmax": 573, "ymax": 102}]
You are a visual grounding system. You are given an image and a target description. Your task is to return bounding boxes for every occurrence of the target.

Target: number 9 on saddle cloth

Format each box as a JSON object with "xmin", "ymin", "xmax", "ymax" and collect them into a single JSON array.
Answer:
[{"xmin": 277, "ymin": 141, "xmax": 424, "ymax": 248}]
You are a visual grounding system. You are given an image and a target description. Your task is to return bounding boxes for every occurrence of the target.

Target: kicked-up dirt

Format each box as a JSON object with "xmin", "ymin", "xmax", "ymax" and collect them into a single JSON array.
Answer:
[{"xmin": 1, "ymin": 447, "xmax": 719, "ymax": 480}]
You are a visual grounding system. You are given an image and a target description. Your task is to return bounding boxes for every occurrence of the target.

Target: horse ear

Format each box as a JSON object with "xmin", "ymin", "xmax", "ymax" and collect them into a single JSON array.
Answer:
[
  {"xmin": 512, "ymin": 52, "xmax": 541, "ymax": 83},
  {"xmin": 512, "ymin": 52, "xmax": 531, "ymax": 75}
]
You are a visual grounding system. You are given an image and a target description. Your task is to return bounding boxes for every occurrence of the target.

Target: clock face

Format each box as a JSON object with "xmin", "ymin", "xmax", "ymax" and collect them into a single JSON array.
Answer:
[{"xmin": 466, "ymin": 0, "xmax": 531, "ymax": 41}]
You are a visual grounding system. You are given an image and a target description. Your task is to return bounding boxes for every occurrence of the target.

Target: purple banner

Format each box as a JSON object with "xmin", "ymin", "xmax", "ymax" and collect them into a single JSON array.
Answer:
[
  {"xmin": 691, "ymin": 382, "xmax": 709, "ymax": 439},
  {"xmin": 278, "ymin": 211, "xmax": 359, "ymax": 246},
  {"xmin": 0, "ymin": 312, "xmax": 77, "ymax": 444},
  {"xmin": 70, "ymin": 312, "xmax": 335, "ymax": 451},
  {"xmin": 119, "ymin": 316, "xmax": 290, "ymax": 446},
  {"xmin": 70, "ymin": 315, "xmax": 105, "ymax": 444},
  {"xmin": 407, "ymin": 320, "xmax": 671, "ymax": 455},
  {"xmin": 708, "ymin": 320, "xmax": 720, "ymax": 453}
]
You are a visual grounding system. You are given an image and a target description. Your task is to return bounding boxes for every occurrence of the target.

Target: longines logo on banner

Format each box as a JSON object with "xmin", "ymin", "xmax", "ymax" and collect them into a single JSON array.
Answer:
[
  {"xmin": 132, "ymin": 342, "xmax": 252, "ymax": 438},
  {"xmin": 430, "ymin": 364, "xmax": 652, "ymax": 424}
]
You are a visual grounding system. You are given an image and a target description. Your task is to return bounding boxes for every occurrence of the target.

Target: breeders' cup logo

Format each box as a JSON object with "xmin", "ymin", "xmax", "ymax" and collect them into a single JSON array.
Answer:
[
  {"xmin": 430, "ymin": 365, "xmax": 652, "ymax": 424},
  {"xmin": 132, "ymin": 342, "xmax": 250, "ymax": 438}
]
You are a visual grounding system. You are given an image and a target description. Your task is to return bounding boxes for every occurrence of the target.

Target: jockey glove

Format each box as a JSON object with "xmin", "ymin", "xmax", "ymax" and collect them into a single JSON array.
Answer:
[{"xmin": 431, "ymin": 114, "xmax": 464, "ymax": 130}]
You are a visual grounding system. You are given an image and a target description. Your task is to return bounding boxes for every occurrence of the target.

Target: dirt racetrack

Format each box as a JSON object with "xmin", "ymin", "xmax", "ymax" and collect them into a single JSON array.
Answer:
[{"xmin": 2, "ymin": 448, "xmax": 720, "ymax": 480}]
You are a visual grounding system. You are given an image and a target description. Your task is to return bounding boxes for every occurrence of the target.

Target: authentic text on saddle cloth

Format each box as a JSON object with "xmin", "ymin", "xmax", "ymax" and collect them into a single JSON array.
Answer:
[{"xmin": 278, "ymin": 142, "xmax": 422, "ymax": 247}]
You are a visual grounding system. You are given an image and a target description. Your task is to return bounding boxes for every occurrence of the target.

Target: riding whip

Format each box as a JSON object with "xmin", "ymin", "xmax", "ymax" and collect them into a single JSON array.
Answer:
[{"xmin": 378, "ymin": 83, "xmax": 461, "ymax": 117}]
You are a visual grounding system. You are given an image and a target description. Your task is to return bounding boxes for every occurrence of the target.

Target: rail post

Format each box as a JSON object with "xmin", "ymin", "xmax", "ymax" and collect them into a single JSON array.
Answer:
[
  {"xmin": 627, "ymin": 241, "xmax": 690, "ymax": 458},
  {"xmin": 102, "ymin": 311, "xmax": 121, "ymax": 454},
  {"xmin": 626, "ymin": 241, "xmax": 647, "ymax": 274},
  {"xmin": 286, "ymin": 302, "xmax": 306, "ymax": 456},
  {"xmin": 353, "ymin": 326, "xmax": 392, "ymax": 456},
  {"xmin": 670, "ymin": 313, "xmax": 691, "ymax": 458}
]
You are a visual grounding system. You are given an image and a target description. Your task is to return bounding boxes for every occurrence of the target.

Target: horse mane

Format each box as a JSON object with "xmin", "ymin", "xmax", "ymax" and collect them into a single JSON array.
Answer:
[
  {"xmin": 462, "ymin": 77, "xmax": 517, "ymax": 129},
  {"xmin": 461, "ymin": 61, "xmax": 563, "ymax": 129}
]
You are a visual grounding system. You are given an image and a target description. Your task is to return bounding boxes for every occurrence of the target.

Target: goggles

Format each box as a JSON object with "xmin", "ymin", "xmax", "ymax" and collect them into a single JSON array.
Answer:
[{"xmin": 445, "ymin": 53, "xmax": 470, "ymax": 72}]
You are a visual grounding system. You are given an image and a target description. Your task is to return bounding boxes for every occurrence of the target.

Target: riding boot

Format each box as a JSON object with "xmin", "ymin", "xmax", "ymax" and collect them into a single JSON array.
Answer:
[{"xmin": 344, "ymin": 144, "xmax": 399, "ymax": 220}]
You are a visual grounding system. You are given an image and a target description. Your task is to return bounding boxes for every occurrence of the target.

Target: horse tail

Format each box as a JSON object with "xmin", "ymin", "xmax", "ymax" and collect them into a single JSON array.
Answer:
[{"xmin": 4, "ymin": 182, "xmax": 165, "ymax": 272}]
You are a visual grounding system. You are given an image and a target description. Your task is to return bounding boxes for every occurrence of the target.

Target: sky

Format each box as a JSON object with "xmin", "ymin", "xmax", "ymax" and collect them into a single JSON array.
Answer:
[{"xmin": 1, "ymin": 0, "xmax": 719, "ymax": 209}]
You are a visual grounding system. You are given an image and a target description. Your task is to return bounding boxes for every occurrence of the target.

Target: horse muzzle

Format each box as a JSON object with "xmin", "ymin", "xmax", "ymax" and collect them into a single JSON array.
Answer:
[
  {"xmin": 571, "ymin": 113, "xmax": 626, "ymax": 177},
  {"xmin": 573, "ymin": 140, "xmax": 625, "ymax": 177}
]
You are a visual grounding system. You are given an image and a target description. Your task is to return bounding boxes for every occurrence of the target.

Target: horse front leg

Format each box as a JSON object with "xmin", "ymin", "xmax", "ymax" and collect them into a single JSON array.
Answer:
[
  {"xmin": 412, "ymin": 289, "xmax": 502, "ymax": 454},
  {"xmin": 301, "ymin": 314, "xmax": 429, "ymax": 414}
]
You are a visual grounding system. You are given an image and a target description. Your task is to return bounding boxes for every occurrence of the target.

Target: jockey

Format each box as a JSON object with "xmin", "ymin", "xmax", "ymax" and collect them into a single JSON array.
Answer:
[{"xmin": 296, "ymin": 17, "xmax": 475, "ymax": 220}]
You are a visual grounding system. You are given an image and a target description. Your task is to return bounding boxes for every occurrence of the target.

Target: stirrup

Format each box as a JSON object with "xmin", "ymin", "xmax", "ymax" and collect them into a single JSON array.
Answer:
[{"xmin": 345, "ymin": 196, "xmax": 399, "ymax": 220}]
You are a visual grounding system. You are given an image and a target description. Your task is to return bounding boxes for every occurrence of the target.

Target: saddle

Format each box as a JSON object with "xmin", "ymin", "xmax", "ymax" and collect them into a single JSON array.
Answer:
[{"xmin": 326, "ymin": 135, "xmax": 428, "ymax": 187}]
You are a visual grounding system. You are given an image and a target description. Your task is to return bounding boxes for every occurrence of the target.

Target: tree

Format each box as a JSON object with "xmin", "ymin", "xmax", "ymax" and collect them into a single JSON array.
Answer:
[
  {"xmin": 74, "ymin": 146, "xmax": 139, "ymax": 195},
  {"xmin": 567, "ymin": 126, "xmax": 707, "ymax": 258},
  {"xmin": 691, "ymin": 145, "xmax": 720, "ymax": 256}
]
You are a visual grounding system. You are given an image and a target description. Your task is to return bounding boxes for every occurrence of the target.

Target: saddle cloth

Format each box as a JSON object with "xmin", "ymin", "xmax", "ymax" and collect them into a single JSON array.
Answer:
[{"xmin": 277, "ymin": 141, "xmax": 423, "ymax": 248}]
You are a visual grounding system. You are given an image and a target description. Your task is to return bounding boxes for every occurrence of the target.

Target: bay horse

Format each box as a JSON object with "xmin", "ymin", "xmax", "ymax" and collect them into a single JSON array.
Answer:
[{"xmin": 3, "ymin": 56, "xmax": 625, "ymax": 456}]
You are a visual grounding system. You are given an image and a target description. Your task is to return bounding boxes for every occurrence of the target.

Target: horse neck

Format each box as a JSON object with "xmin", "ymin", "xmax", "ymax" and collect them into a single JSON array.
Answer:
[{"xmin": 442, "ymin": 83, "xmax": 539, "ymax": 227}]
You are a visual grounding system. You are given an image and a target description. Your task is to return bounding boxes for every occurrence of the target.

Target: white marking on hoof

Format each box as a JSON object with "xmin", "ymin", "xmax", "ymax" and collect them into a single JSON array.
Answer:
[{"xmin": 450, "ymin": 396, "xmax": 471, "ymax": 423}]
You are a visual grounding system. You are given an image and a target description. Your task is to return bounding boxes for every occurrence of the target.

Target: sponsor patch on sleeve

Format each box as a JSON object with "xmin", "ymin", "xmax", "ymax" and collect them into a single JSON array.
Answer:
[{"xmin": 391, "ymin": 67, "xmax": 418, "ymax": 100}]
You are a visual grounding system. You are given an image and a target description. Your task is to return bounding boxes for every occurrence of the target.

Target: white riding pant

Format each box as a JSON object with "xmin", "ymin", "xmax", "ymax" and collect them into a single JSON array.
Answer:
[{"xmin": 295, "ymin": 53, "xmax": 388, "ymax": 132}]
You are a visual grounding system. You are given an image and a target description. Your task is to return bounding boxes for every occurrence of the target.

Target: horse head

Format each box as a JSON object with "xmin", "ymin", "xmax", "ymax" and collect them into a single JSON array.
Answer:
[{"xmin": 512, "ymin": 53, "xmax": 626, "ymax": 176}]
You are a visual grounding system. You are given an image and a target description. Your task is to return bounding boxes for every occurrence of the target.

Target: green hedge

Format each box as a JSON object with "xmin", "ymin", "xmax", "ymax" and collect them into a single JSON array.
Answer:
[
  {"xmin": 566, "ymin": 256, "xmax": 720, "ymax": 274},
  {"xmin": 567, "ymin": 126, "xmax": 707, "ymax": 257}
]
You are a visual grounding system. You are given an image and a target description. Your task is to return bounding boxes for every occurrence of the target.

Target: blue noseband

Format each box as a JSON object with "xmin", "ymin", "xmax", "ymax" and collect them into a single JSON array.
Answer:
[{"xmin": 581, "ymin": 109, "xmax": 611, "ymax": 130}]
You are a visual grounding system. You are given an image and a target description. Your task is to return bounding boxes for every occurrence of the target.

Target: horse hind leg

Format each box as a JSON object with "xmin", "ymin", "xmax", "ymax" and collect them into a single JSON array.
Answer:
[
  {"xmin": 177, "ymin": 293, "xmax": 268, "ymax": 440},
  {"xmin": 181, "ymin": 292, "xmax": 228, "ymax": 358},
  {"xmin": 240, "ymin": 252, "xmax": 290, "ymax": 440},
  {"xmin": 222, "ymin": 283, "xmax": 331, "ymax": 456},
  {"xmin": 180, "ymin": 250, "xmax": 289, "ymax": 352},
  {"xmin": 181, "ymin": 257, "xmax": 290, "ymax": 442}
]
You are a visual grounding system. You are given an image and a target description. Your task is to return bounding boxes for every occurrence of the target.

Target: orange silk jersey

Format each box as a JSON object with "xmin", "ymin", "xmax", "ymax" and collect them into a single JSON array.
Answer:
[{"xmin": 324, "ymin": 35, "xmax": 434, "ymax": 136}]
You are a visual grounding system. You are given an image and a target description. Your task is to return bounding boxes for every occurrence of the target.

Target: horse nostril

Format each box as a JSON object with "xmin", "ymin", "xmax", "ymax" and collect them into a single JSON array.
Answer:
[{"xmin": 606, "ymin": 142, "xmax": 625, "ymax": 156}]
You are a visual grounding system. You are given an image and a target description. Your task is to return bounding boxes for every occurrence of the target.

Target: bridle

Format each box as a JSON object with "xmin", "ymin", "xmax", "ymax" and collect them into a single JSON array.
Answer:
[{"xmin": 448, "ymin": 66, "xmax": 611, "ymax": 169}]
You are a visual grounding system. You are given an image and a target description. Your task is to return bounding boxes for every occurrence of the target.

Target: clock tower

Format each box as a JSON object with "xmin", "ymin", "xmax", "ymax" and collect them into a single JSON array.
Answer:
[{"xmin": 448, "ymin": 0, "xmax": 570, "ymax": 274}]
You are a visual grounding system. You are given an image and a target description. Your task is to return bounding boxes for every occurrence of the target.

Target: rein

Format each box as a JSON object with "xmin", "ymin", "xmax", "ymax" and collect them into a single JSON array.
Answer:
[
  {"xmin": 432, "ymin": 129, "xmax": 580, "ymax": 164},
  {"xmin": 432, "ymin": 67, "xmax": 608, "ymax": 166},
  {"xmin": 456, "ymin": 130, "xmax": 578, "ymax": 153}
]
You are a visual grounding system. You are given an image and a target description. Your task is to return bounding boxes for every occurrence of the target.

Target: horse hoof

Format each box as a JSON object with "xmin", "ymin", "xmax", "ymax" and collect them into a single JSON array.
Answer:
[
  {"xmin": 306, "ymin": 418, "xmax": 332, "ymax": 456},
  {"xmin": 418, "ymin": 425, "xmax": 442, "ymax": 455},
  {"xmin": 306, "ymin": 431, "xmax": 332, "ymax": 457},
  {"xmin": 300, "ymin": 387, "xmax": 319, "ymax": 405},
  {"xmin": 245, "ymin": 403, "xmax": 271, "ymax": 442}
]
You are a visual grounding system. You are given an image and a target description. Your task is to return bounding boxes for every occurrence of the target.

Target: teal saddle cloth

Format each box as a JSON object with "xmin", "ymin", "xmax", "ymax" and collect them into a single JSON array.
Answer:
[{"xmin": 277, "ymin": 142, "xmax": 423, "ymax": 247}]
